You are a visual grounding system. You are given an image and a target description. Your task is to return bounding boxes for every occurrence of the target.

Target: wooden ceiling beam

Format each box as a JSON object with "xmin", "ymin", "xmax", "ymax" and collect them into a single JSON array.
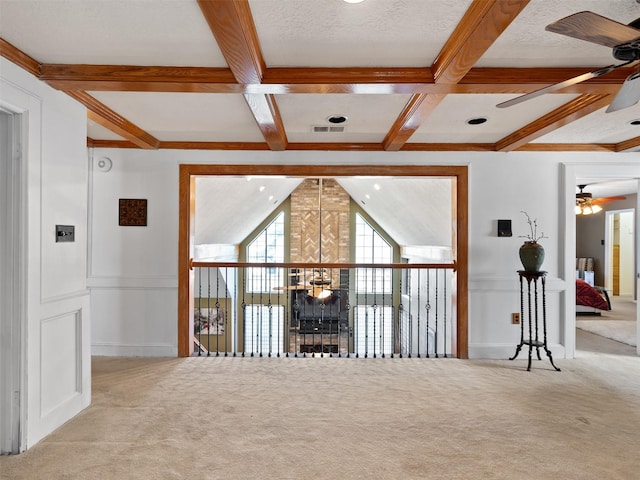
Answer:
[
  {"xmin": 382, "ymin": 94, "xmax": 447, "ymax": 151},
  {"xmin": 87, "ymin": 138, "xmax": 621, "ymax": 152},
  {"xmin": 495, "ymin": 94, "xmax": 612, "ymax": 152},
  {"xmin": 197, "ymin": 0, "xmax": 264, "ymax": 84},
  {"xmin": 38, "ymin": 63, "xmax": 630, "ymax": 94},
  {"xmin": 66, "ymin": 91, "xmax": 160, "ymax": 149},
  {"xmin": 244, "ymin": 93, "xmax": 287, "ymax": 151},
  {"xmin": 39, "ymin": 77, "xmax": 626, "ymax": 95},
  {"xmin": 431, "ymin": 0, "xmax": 531, "ymax": 85},
  {"xmin": 383, "ymin": 0, "xmax": 530, "ymax": 151},
  {"xmin": 0, "ymin": 38, "xmax": 40, "ymax": 76},
  {"xmin": 615, "ymin": 137, "xmax": 640, "ymax": 152},
  {"xmin": 517, "ymin": 143, "xmax": 616, "ymax": 152},
  {"xmin": 462, "ymin": 67, "xmax": 633, "ymax": 85},
  {"xmin": 197, "ymin": 0, "xmax": 287, "ymax": 150}
]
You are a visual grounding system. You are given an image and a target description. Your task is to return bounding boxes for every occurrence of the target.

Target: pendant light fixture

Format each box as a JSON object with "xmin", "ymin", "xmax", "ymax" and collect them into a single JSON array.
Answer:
[{"xmin": 311, "ymin": 178, "xmax": 333, "ymax": 300}]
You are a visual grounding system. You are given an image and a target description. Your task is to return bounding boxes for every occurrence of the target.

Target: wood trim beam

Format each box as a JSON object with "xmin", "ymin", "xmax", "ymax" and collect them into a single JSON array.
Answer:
[
  {"xmin": 615, "ymin": 137, "xmax": 640, "ymax": 152},
  {"xmin": 383, "ymin": 0, "xmax": 530, "ymax": 151},
  {"xmin": 65, "ymin": 91, "xmax": 160, "ymax": 149},
  {"xmin": 197, "ymin": 0, "xmax": 264, "ymax": 84},
  {"xmin": 40, "ymin": 64, "xmax": 238, "ymax": 91},
  {"xmin": 244, "ymin": 93, "xmax": 288, "ymax": 150},
  {"xmin": 38, "ymin": 64, "xmax": 629, "ymax": 95},
  {"xmin": 495, "ymin": 94, "xmax": 612, "ymax": 152},
  {"xmin": 432, "ymin": 0, "xmax": 530, "ymax": 84},
  {"xmin": 198, "ymin": 0, "xmax": 287, "ymax": 150},
  {"xmin": 382, "ymin": 94, "xmax": 447, "ymax": 151},
  {"xmin": 87, "ymin": 138, "xmax": 623, "ymax": 152},
  {"xmin": 516, "ymin": 143, "xmax": 616, "ymax": 152},
  {"xmin": 0, "ymin": 38, "xmax": 40, "ymax": 76},
  {"xmin": 181, "ymin": 164, "xmax": 468, "ymax": 177},
  {"xmin": 462, "ymin": 67, "xmax": 632, "ymax": 85},
  {"xmin": 88, "ymin": 139, "xmax": 144, "ymax": 149}
]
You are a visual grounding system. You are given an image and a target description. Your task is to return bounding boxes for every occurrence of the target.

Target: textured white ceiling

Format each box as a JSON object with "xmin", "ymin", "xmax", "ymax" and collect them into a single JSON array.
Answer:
[
  {"xmin": 0, "ymin": 0, "xmax": 226, "ymax": 66},
  {"xmin": 479, "ymin": 0, "xmax": 640, "ymax": 67},
  {"xmin": 4, "ymin": 0, "xmax": 640, "ymax": 147},
  {"xmin": 249, "ymin": 0, "xmax": 473, "ymax": 67},
  {"xmin": 4, "ymin": 0, "xmax": 640, "ymax": 232},
  {"xmin": 89, "ymin": 91, "xmax": 266, "ymax": 142},
  {"xmin": 411, "ymin": 93, "xmax": 580, "ymax": 143}
]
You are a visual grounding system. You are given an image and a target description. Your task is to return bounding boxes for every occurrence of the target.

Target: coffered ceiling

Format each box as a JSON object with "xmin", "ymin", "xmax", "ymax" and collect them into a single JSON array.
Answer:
[{"xmin": 4, "ymin": 0, "xmax": 640, "ymax": 152}]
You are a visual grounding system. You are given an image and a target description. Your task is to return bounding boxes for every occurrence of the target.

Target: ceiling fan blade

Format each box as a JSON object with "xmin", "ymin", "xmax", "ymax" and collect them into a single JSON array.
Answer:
[
  {"xmin": 605, "ymin": 70, "xmax": 640, "ymax": 112},
  {"xmin": 496, "ymin": 65, "xmax": 619, "ymax": 109},
  {"xmin": 546, "ymin": 11, "xmax": 640, "ymax": 48},
  {"xmin": 592, "ymin": 196, "xmax": 627, "ymax": 205}
]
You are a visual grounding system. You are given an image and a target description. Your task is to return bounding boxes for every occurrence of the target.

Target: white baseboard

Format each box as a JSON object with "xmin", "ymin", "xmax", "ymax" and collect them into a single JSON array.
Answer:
[{"xmin": 468, "ymin": 343, "xmax": 566, "ymax": 360}]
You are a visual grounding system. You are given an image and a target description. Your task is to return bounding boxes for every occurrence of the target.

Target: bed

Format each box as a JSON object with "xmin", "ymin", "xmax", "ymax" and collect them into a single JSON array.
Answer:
[{"xmin": 576, "ymin": 279, "xmax": 611, "ymax": 315}]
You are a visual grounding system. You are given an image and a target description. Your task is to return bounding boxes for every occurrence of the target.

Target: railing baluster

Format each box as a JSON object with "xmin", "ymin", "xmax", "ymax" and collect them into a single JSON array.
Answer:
[
  {"xmin": 191, "ymin": 262, "xmax": 454, "ymax": 360},
  {"xmin": 443, "ymin": 269, "xmax": 448, "ymax": 358},
  {"xmin": 435, "ymin": 269, "xmax": 439, "ymax": 359}
]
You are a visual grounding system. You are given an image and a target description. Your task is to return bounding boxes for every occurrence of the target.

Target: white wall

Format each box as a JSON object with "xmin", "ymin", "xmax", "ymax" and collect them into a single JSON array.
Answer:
[
  {"xmin": 1, "ymin": 58, "xmax": 91, "ymax": 449},
  {"xmin": 88, "ymin": 150, "xmax": 179, "ymax": 356},
  {"xmin": 619, "ymin": 211, "xmax": 635, "ymax": 296},
  {"xmin": 88, "ymin": 148, "xmax": 640, "ymax": 360}
]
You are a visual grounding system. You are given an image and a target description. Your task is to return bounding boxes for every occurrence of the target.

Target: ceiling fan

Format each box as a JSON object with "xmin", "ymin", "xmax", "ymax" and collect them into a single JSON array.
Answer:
[
  {"xmin": 497, "ymin": 11, "xmax": 640, "ymax": 113},
  {"xmin": 575, "ymin": 184, "xmax": 626, "ymax": 215}
]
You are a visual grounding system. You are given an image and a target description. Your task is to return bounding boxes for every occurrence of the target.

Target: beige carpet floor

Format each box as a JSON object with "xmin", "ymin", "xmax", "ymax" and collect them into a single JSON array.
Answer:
[
  {"xmin": 576, "ymin": 320, "xmax": 636, "ymax": 346},
  {"xmin": 577, "ymin": 295, "xmax": 637, "ymax": 346},
  {"xmin": 2, "ymin": 332, "xmax": 639, "ymax": 480}
]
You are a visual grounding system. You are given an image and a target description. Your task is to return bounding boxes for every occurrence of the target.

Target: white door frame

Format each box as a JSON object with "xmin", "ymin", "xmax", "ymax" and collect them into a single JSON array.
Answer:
[
  {"xmin": 0, "ymin": 108, "xmax": 26, "ymax": 454},
  {"xmin": 563, "ymin": 163, "xmax": 640, "ymax": 358}
]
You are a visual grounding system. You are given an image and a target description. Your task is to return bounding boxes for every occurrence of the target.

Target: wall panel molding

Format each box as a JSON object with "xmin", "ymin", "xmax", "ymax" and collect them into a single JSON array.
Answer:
[{"xmin": 87, "ymin": 275, "xmax": 178, "ymax": 289}]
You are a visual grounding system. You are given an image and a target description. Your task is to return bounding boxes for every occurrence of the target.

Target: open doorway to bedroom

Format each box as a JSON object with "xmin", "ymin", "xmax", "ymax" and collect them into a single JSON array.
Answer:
[{"xmin": 574, "ymin": 179, "xmax": 638, "ymax": 356}]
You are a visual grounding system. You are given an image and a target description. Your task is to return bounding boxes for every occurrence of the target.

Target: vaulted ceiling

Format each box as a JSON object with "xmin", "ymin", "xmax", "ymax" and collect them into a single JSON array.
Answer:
[{"xmin": 4, "ymin": 0, "xmax": 640, "ymax": 152}]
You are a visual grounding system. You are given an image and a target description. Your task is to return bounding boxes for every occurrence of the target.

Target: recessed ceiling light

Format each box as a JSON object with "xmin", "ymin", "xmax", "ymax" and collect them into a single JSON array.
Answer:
[
  {"xmin": 259, "ymin": 185, "xmax": 266, "ymax": 192},
  {"xmin": 327, "ymin": 114, "xmax": 348, "ymax": 124},
  {"xmin": 466, "ymin": 117, "xmax": 488, "ymax": 125},
  {"xmin": 344, "ymin": 0, "xmax": 364, "ymax": 3},
  {"xmin": 373, "ymin": 183, "xmax": 381, "ymax": 191},
  {"xmin": 629, "ymin": 119, "xmax": 640, "ymax": 125}
]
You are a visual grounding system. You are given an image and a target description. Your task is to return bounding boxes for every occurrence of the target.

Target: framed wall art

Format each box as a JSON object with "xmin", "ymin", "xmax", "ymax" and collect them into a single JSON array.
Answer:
[{"xmin": 119, "ymin": 198, "xmax": 148, "ymax": 226}]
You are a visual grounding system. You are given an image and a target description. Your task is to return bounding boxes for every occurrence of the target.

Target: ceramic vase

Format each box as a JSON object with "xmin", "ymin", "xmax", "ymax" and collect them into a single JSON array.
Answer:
[{"xmin": 519, "ymin": 241, "xmax": 544, "ymax": 272}]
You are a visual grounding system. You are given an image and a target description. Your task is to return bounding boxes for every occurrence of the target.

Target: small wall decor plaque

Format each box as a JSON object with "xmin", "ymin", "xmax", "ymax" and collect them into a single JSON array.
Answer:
[{"xmin": 119, "ymin": 198, "xmax": 147, "ymax": 226}]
